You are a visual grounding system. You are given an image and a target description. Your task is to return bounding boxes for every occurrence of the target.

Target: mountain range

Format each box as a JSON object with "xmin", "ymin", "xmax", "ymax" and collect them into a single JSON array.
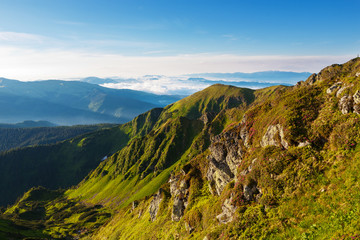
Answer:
[
  {"xmin": 80, "ymin": 71, "xmax": 312, "ymax": 95},
  {"xmin": 0, "ymin": 78, "xmax": 181, "ymax": 125},
  {"xmin": 0, "ymin": 58, "xmax": 360, "ymax": 239}
]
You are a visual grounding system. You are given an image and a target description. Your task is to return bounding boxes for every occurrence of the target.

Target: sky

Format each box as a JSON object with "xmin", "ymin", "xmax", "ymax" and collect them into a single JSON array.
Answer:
[{"xmin": 0, "ymin": 0, "xmax": 359, "ymax": 81}]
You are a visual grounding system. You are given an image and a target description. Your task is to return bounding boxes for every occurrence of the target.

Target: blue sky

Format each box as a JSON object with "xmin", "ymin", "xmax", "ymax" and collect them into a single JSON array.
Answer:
[{"xmin": 0, "ymin": 0, "xmax": 359, "ymax": 80}]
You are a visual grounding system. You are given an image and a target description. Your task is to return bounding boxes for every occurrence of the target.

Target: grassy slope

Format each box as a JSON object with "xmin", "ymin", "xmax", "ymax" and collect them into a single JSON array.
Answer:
[
  {"xmin": 0, "ymin": 108, "xmax": 163, "ymax": 207},
  {"xmin": 67, "ymin": 84, "xmax": 255, "ymax": 208},
  {"xmin": 164, "ymin": 84, "xmax": 255, "ymax": 120},
  {"xmin": 2, "ymin": 186, "xmax": 111, "ymax": 239},
  {"xmin": 85, "ymin": 58, "xmax": 360, "ymax": 240}
]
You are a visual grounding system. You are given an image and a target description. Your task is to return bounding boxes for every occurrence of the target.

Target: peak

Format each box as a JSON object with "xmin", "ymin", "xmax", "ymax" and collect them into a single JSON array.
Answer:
[{"xmin": 303, "ymin": 57, "xmax": 360, "ymax": 86}]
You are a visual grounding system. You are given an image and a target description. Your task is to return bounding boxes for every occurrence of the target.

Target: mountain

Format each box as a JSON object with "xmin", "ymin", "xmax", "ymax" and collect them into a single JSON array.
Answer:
[
  {"xmin": 0, "ymin": 123, "xmax": 116, "ymax": 152},
  {"xmin": 1, "ymin": 58, "xmax": 360, "ymax": 239},
  {"xmin": 186, "ymin": 71, "xmax": 312, "ymax": 84},
  {"xmin": 81, "ymin": 76, "xmax": 119, "ymax": 85},
  {"xmin": 0, "ymin": 78, "xmax": 181, "ymax": 125},
  {"xmin": 0, "ymin": 120, "xmax": 57, "ymax": 128}
]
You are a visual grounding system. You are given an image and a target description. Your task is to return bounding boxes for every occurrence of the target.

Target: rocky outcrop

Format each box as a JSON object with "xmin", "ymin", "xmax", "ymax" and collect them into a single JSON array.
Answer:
[
  {"xmin": 353, "ymin": 90, "xmax": 360, "ymax": 105},
  {"xmin": 354, "ymin": 105, "xmax": 360, "ymax": 114},
  {"xmin": 132, "ymin": 200, "xmax": 138, "ymax": 211},
  {"xmin": 260, "ymin": 124, "xmax": 288, "ymax": 149},
  {"xmin": 339, "ymin": 95, "xmax": 353, "ymax": 114},
  {"xmin": 216, "ymin": 196, "xmax": 237, "ymax": 224},
  {"xmin": 326, "ymin": 82, "xmax": 342, "ymax": 94},
  {"xmin": 185, "ymin": 222, "xmax": 194, "ymax": 234},
  {"xmin": 149, "ymin": 189, "xmax": 163, "ymax": 222},
  {"xmin": 298, "ymin": 141, "xmax": 310, "ymax": 148},
  {"xmin": 335, "ymin": 89, "xmax": 360, "ymax": 115},
  {"xmin": 243, "ymin": 180, "xmax": 261, "ymax": 201},
  {"xmin": 207, "ymin": 127, "xmax": 245, "ymax": 195},
  {"xmin": 240, "ymin": 116, "xmax": 250, "ymax": 148},
  {"xmin": 199, "ymin": 112, "xmax": 217, "ymax": 125},
  {"xmin": 240, "ymin": 158, "xmax": 257, "ymax": 176},
  {"xmin": 169, "ymin": 175, "xmax": 189, "ymax": 222},
  {"xmin": 305, "ymin": 73, "xmax": 318, "ymax": 85}
]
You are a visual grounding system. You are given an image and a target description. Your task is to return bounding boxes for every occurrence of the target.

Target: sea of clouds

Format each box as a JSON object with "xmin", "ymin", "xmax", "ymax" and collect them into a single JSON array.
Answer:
[{"xmin": 98, "ymin": 71, "xmax": 312, "ymax": 95}]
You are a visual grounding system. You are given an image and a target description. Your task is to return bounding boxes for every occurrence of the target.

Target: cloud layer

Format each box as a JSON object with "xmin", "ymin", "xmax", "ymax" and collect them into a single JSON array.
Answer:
[{"xmin": 0, "ymin": 37, "xmax": 353, "ymax": 82}]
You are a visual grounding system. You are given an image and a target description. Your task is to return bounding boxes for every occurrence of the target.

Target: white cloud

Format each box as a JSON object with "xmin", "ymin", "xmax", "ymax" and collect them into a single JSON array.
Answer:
[
  {"xmin": 0, "ymin": 32, "xmax": 45, "ymax": 43},
  {"xmin": 0, "ymin": 45, "xmax": 353, "ymax": 82},
  {"xmin": 101, "ymin": 76, "xmax": 210, "ymax": 95}
]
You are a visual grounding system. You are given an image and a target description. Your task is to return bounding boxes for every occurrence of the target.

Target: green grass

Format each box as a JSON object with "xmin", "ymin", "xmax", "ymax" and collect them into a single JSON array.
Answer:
[{"xmin": 4, "ymin": 58, "xmax": 360, "ymax": 240}]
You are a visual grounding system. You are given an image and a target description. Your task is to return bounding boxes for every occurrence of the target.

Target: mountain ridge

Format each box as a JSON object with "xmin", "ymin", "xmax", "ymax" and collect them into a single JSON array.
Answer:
[
  {"xmin": 1, "ymin": 58, "xmax": 360, "ymax": 239},
  {"xmin": 0, "ymin": 78, "xmax": 181, "ymax": 125}
]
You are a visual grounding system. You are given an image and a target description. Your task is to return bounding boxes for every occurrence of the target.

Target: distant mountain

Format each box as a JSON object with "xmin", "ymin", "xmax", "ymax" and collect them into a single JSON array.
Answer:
[
  {"xmin": 186, "ymin": 71, "xmax": 312, "ymax": 84},
  {"xmin": 0, "ymin": 120, "xmax": 57, "ymax": 128},
  {"xmin": 0, "ymin": 78, "xmax": 181, "ymax": 125},
  {"xmin": 81, "ymin": 77, "xmax": 119, "ymax": 85},
  {"xmin": 0, "ymin": 123, "xmax": 116, "ymax": 152}
]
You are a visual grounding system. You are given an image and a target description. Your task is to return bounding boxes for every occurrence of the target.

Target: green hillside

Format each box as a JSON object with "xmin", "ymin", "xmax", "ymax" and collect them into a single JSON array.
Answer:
[
  {"xmin": 2, "ymin": 58, "xmax": 360, "ymax": 239},
  {"xmin": 0, "ymin": 123, "xmax": 117, "ymax": 152},
  {"xmin": 0, "ymin": 109, "xmax": 164, "ymax": 207}
]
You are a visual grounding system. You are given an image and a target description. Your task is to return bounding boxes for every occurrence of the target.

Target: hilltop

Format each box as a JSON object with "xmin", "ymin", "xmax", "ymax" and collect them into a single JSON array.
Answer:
[{"xmin": 1, "ymin": 58, "xmax": 360, "ymax": 239}]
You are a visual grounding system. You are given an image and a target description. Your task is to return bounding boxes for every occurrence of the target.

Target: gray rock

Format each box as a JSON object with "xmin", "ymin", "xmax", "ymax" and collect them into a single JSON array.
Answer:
[
  {"xmin": 207, "ymin": 160, "xmax": 234, "ymax": 195},
  {"xmin": 353, "ymin": 90, "xmax": 360, "ymax": 105},
  {"xmin": 132, "ymin": 200, "xmax": 138, "ymax": 211},
  {"xmin": 240, "ymin": 158, "xmax": 257, "ymax": 176},
  {"xmin": 240, "ymin": 126, "xmax": 250, "ymax": 148},
  {"xmin": 336, "ymin": 84, "xmax": 353, "ymax": 98},
  {"xmin": 206, "ymin": 126, "xmax": 245, "ymax": 195},
  {"xmin": 354, "ymin": 104, "xmax": 360, "ymax": 114},
  {"xmin": 326, "ymin": 82, "xmax": 342, "ymax": 94},
  {"xmin": 185, "ymin": 221, "xmax": 194, "ymax": 233},
  {"xmin": 298, "ymin": 141, "xmax": 310, "ymax": 148},
  {"xmin": 216, "ymin": 197, "xmax": 237, "ymax": 224},
  {"xmin": 149, "ymin": 188, "xmax": 163, "ymax": 222},
  {"xmin": 170, "ymin": 175, "xmax": 189, "ymax": 221},
  {"xmin": 172, "ymin": 197, "xmax": 186, "ymax": 222},
  {"xmin": 260, "ymin": 124, "xmax": 289, "ymax": 149},
  {"xmin": 240, "ymin": 115, "xmax": 250, "ymax": 148},
  {"xmin": 339, "ymin": 95, "xmax": 353, "ymax": 114},
  {"xmin": 295, "ymin": 81, "xmax": 304, "ymax": 87},
  {"xmin": 138, "ymin": 209, "xmax": 143, "ymax": 218},
  {"xmin": 356, "ymin": 72, "xmax": 360, "ymax": 77},
  {"xmin": 306, "ymin": 73, "xmax": 318, "ymax": 85},
  {"xmin": 243, "ymin": 181, "xmax": 260, "ymax": 201},
  {"xmin": 199, "ymin": 112, "xmax": 217, "ymax": 124}
]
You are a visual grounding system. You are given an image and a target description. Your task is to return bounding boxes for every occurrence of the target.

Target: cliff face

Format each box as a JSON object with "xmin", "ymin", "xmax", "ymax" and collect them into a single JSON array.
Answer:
[
  {"xmin": 3, "ymin": 58, "xmax": 360, "ymax": 240},
  {"xmin": 206, "ymin": 124, "xmax": 245, "ymax": 195}
]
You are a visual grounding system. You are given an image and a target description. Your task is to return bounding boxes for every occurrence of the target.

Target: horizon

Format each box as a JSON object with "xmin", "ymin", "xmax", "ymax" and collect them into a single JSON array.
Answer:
[{"xmin": 0, "ymin": 0, "xmax": 359, "ymax": 81}]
